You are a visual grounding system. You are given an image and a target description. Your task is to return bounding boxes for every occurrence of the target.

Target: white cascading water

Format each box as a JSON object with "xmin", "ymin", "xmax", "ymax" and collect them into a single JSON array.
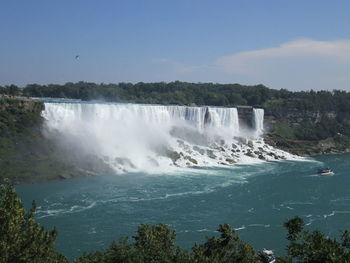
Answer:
[
  {"xmin": 253, "ymin": 108, "xmax": 264, "ymax": 137},
  {"xmin": 207, "ymin": 107, "xmax": 239, "ymax": 134},
  {"xmin": 43, "ymin": 102, "xmax": 295, "ymax": 173}
]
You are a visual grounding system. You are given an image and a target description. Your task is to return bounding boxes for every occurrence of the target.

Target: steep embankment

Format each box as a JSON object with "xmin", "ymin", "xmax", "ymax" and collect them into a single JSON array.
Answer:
[
  {"xmin": 0, "ymin": 96, "xmax": 112, "ymax": 183},
  {"xmin": 263, "ymin": 100, "xmax": 350, "ymax": 156}
]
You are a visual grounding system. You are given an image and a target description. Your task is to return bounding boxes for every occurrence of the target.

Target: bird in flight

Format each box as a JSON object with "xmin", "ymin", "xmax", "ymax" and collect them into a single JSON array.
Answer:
[{"xmin": 75, "ymin": 55, "xmax": 80, "ymax": 60}]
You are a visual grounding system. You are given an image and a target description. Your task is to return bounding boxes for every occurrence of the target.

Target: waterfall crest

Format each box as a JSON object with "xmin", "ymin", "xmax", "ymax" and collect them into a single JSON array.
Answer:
[{"xmin": 43, "ymin": 103, "xmax": 241, "ymax": 134}]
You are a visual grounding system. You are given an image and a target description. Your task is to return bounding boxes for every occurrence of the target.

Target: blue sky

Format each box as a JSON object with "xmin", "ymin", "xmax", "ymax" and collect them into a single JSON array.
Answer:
[{"xmin": 1, "ymin": 0, "xmax": 350, "ymax": 91}]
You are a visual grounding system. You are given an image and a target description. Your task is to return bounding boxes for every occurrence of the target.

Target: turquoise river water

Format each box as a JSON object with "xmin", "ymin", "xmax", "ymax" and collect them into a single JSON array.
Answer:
[{"xmin": 16, "ymin": 154, "xmax": 350, "ymax": 260}]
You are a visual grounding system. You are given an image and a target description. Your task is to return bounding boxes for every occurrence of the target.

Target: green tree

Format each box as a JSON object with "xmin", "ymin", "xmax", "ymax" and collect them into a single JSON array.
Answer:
[
  {"xmin": 192, "ymin": 223, "xmax": 259, "ymax": 263},
  {"xmin": 5, "ymin": 85, "xmax": 20, "ymax": 96},
  {"xmin": 282, "ymin": 216, "xmax": 350, "ymax": 263},
  {"xmin": 0, "ymin": 180, "xmax": 67, "ymax": 263},
  {"xmin": 75, "ymin": 223, "xmax": 190, "ymax": 263}
]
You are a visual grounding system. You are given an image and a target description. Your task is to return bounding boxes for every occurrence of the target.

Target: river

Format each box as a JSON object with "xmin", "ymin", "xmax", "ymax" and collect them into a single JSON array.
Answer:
[{"xmin": 16, "ymin": 153, "xmax": 350, "ymax": 260}]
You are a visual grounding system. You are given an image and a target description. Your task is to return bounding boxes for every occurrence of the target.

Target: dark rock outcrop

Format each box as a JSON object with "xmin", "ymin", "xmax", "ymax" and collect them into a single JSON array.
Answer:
[{"xmin": 237, "ymin": 106, "xmax": 253, "ymax": 128}]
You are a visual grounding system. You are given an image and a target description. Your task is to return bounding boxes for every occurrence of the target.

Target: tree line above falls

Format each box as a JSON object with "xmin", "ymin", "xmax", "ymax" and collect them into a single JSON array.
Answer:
[
  {"xmin": 2, "ymin": 81, "xmax": 350, "ymax": 154},
  {"xmin": 1, "ymin": 81, "xmax": 350, "ymax": 112}
]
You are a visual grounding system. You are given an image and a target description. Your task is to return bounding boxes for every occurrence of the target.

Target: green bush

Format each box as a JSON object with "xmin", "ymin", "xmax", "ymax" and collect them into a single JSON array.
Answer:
[{"xmin": 0, "ymin": 181, "xmax": 67, "ymax": 263}]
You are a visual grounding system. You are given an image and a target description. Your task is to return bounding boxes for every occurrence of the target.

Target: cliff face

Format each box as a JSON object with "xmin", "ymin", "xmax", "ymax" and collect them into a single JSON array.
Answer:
[
  {"xmin": 263, "ymin": 106, "xmax": 350, "ymax": 156},
  {"xmin": 0, "ymin": 96, "xmax": 52, "ymax": 183},
  {"xmin": 237, "ymin": 106, "xmax": 254, "ymax": 128},
  {"xmin": 0, "ymin": 95, "xmax": 44, "ymax": 113},
  {"xmin": 0, "ymin": 96, "xmax": 113, "ymax": 183},
  {"xmin": 264, "ymin": 108, "xmax": 338, "ymax": 126},
  {"xmin": 0, "ymin": 96, "xmax": 44, "ymax": 138}
]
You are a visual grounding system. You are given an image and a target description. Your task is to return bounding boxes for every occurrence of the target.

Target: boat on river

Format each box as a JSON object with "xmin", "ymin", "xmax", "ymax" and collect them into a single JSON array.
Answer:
[
  {"xmin": 317, "ymin": 168, "xmax": 334, "ymax": 176},
  {"xmin": 259, "ymin": 249, "xmax": 276, "ymax": 263}
]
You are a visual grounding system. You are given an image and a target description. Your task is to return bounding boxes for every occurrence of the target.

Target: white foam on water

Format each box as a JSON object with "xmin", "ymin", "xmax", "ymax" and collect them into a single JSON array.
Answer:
[
  {"xmin": 323, "ymin": 211, "xmax": 336, "ymax": 218},
  {"xmin": 284, "ymin": 201, "xmax": 314, "ymax": 206},
  {"xmin": 234, "ymin": 225, "xmax": 246, "ymax": 231},
  {"xmin": 247, "ymin": 224, "xmax": 270, "ymax": 228},
  {"xmin": 36, "ymin": 201, "xmax": 97, "ymax": 219},
  {"xmin": 196, "ymin": 228, "xmax": 213, "ymax": 232},
  {"xmin": 301, "ymin": 210, "xmax": 350, "ymax": 226}
]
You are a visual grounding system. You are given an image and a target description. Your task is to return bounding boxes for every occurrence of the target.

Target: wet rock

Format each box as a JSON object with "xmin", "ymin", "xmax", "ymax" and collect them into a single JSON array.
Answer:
[
  {"xmin": 225, "ymin": 158, "xmax": 236, "ymax": 164},
  {"xmin": 245, "ymin": 151, "xmax": 254, "ymax": 157},
  {"xmin": 167, "ymin": 151, "xmax": 181, "ymax": 163},
  {"xmin": 185, "ymin": 156, "xmax": 198, "ymax": 164},
  {"xmin": 247, "ymin": 140, "xmax": 254, "ymax": 148},
  {"xmin": 236, "ymin": 137, "xmax": 248, "ymax": 144},
  {"xmin": 207, "ymin": 150, "xmax": 216, "ymax": 159},
  {"xmin": 59, "ymin": 174, "xmax": 72, "ymax": 180},
  {"xmin": 258, "ymin": 154, "xmax": 265, "ymax": 160},
  {"xmin": 193, "ymin": 146, "xmax": 205, "ymax": 155},
  {"xmin": 114, "ymin": 157, "xmax": 136, "ymax": 168}
]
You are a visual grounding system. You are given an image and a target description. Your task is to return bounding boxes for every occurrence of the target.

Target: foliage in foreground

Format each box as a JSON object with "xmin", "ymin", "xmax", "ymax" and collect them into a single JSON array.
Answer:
[
  {"xmin": 74, "ymin": 223, "xmax": 259, "ymax": 263},
  {"xmin": 283, "ymin": 217, "xmax": 350, "ymax": 262},
  {"xmin": 2, "ymin": 182, "xmax": 350, "ymax": 262},
  {"xmin": 0, "ymin": 181, "xmax": 67, "ymax": 263}
]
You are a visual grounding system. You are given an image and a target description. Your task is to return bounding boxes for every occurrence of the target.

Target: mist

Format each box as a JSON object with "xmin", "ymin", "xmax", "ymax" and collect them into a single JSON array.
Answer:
[{"xmin": 41, "ymin": 101, "xmax": 296, "ymax": 174}]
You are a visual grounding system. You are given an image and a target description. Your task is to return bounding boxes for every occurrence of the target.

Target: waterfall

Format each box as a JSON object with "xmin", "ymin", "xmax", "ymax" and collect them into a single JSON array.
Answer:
[
  {"xmin": 253, "ymin": 108, "xmax": 264, "ymax": 136},
  {"xmin": 42, "ymin": 102, "xmax": 284, "ymax": 173},
  {"xmin": 206, "ymin": 107, "xmax": 239, "ymax": 134},
  {"xmin": 43, "ymin": 103, "xmax": 240, "ymax": 135}
]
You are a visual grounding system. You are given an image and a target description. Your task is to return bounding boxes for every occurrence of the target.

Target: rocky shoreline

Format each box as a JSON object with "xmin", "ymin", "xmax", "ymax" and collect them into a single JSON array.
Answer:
[{"xmin": 265, "ymin": 132, "xmax": 350, "ymax": 157}]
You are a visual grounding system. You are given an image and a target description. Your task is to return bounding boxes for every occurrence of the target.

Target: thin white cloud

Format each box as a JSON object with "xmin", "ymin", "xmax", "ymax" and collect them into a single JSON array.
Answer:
[
  {"xmin": 216, "ymin": 39, "xmax": 350, "ymax": 74},
  {"xmin": 150, "ymin": 39, "xmax": 350, "ymax": 91},
  {"xmin": 152, "ymin": 58, "xmax": 210, "ymax": 73}
]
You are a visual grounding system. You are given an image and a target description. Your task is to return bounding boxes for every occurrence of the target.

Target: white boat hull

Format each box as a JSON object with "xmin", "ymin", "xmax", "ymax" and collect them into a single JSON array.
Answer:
[{"xmin": 318, "ymin": 171, "xmax": 334, "ymax": 176}]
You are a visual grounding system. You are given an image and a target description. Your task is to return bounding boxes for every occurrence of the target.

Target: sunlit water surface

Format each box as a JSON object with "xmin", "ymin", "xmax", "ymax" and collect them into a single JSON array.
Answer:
[{"xmin": 17, "ymin": 154, "xmax": 350, "ymax": 260}]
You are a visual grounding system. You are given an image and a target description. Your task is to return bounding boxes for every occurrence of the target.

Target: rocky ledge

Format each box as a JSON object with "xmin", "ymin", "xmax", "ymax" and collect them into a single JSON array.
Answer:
[
  {"xmin": 265, "ymin": 132, "xmax": 350, "ymax": 157},
  {"xmin": 0, "ymin": 95, "xmax": 44, "ymax": 113}
]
